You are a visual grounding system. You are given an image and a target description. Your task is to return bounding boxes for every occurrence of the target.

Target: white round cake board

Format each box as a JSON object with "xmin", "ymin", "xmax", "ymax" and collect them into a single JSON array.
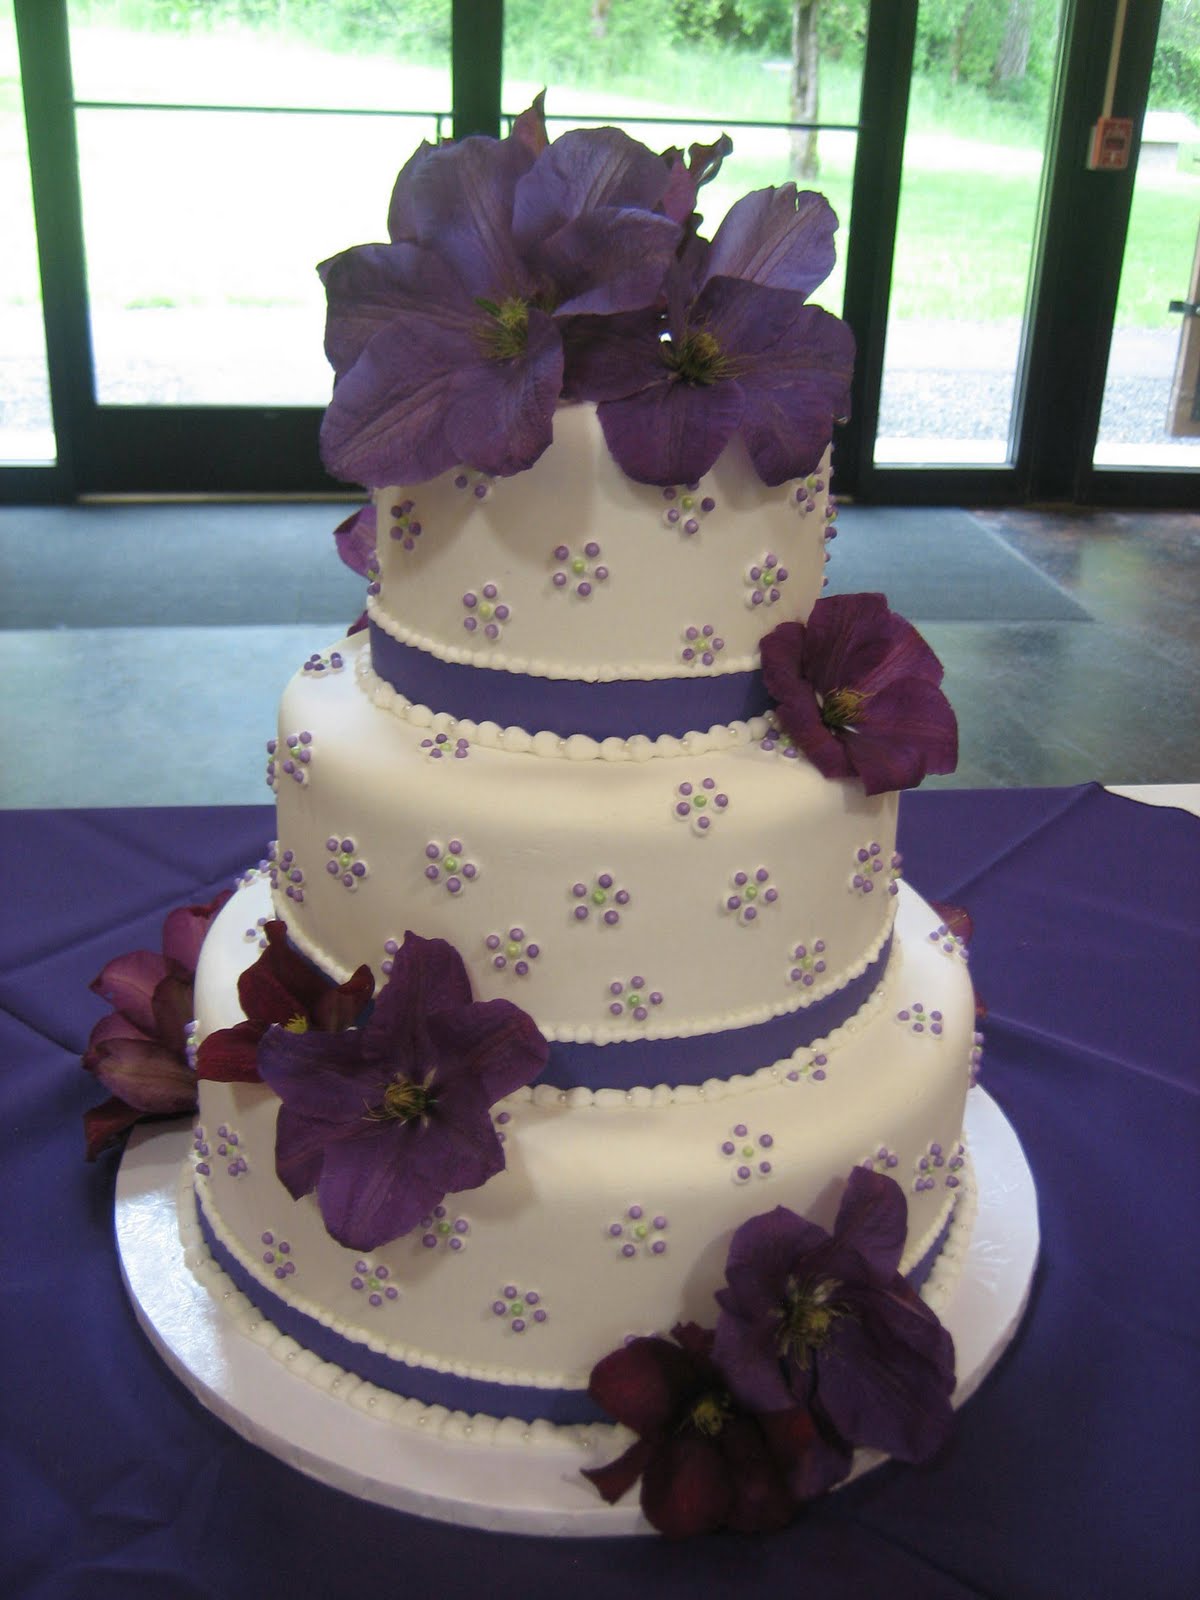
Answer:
[{"xmin": 116, "ymin": 1087, "xmax": 1037, "ymax": 1537}]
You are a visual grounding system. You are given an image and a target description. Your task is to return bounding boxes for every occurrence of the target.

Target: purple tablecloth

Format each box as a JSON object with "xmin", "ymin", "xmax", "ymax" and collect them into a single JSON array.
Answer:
[{"xmin": 3, "ymin": 786, "xmax": 1198, "ymax": 1599}]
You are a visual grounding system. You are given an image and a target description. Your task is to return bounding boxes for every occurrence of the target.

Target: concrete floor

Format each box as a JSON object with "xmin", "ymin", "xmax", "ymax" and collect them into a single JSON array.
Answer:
[{"xmin": 1, "ymin": 500, "xmax": 1197, "ymax": 808}]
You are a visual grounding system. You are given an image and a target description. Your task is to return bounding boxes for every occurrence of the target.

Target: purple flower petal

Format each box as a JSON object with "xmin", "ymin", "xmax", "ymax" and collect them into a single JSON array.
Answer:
[
  {"xmin": 274, "ymin": 1101, "xmax": 334, "ymax": 1201},
  {"xmin": 83, "ymin": 1009, "xmax": 151, "ymax": 1075},
  {"xmin": 537, "ymin": 208, "xmax": 680, "ymax": 317},
  {"xmin": 257, "ymin": 1025, "xmax": 380, "ymax": 1126},
  {"xmin": 813, "ymin": 1285, "xmax": 955, "ymax": 1461},
  {"xmin": 333, "ymin": 503, "xmax": 377, "ymax": 578},
  {"xmin": 424, "ymin": 1000, "xmax": 550, "ymax": 1105},
  {"xmin": 514, "ymin": 127, "xmax": 671, "ymax": 240},
  {"xmin": 319, "ymin": 309, "xmax": 477, "ymax": 487},
  {"xmin": 152, "ymin": 972, "xmax": 196, "ymax": 1056},
  {"xmin": 407, "ymin": 133, "xmax": 536, "ymax": 300},
  {"xmin": 386, "ymin": 138, "xmax": 438, "ymax": 244},
  {"xmin": 560, "ymin": 308, "xmax": 667, "ymax": 403},
  {"xmin": 89, "ymin": 949, "xmax": 168, "ymax": 1035},
  {"xmin": 320, "ymin": 241, "xmax": 453, "ymax": 383},
  {"xmin": 705, "ymin": 185, "xmax": 838, "ymax": 298},
  {"xmin": 509, "ymin": 91, "xmax": 549, "ymax": 159},
  {"xmin": 658, "ymin": 134, "xmax": 732, "ymax": 225},
  {"xmin": 440, "ymin": 306, "xmax": 563, "ymax": 476},
  {"xmin": 597, "ymin": 376, "xmax": 745, "ymax": 487},
  {"xmin": 84, "ymin": 1095, "xmax": 145, "ymax": 1161},
  {"xmin": 160, "ymin": 892, "xmax": 230, "ymax": 975},
  {"xmin": 364, "ymin": 931, "xmax": 474, "ymax": 1060},
  {"xmin": 194, "ymin": 1019, "xmax": 264, "ymax": 1085},
  {"xmin": 89, "ymin": 1035, "xmax": 197, "ymax": 1116},
  {"xmin": 587, "ymin": 1333, "xmax": 706, "ymax": 1436}
]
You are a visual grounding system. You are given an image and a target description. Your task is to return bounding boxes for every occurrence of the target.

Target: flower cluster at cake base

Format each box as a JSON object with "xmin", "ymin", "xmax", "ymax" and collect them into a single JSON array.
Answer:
[
  {"xmin": 583, "ymin": 1167, "xmax": 955, "ymax": 1537},
  {"xmin": 81, "ymin": 890, "xmax": 231, "ymax": 1159},
  {"xmin": 256, "ymin": 930, "xmax": 548, "ymax": 1251}
]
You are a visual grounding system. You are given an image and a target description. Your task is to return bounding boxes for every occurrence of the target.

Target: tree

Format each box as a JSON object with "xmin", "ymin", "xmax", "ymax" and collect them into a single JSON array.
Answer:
[{"xmin": 790, "ymin": 0, "xmax": 821, "ymax": 180}]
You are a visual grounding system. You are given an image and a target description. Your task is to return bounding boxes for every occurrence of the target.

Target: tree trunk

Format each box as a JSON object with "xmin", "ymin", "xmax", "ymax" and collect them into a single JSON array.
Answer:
[
  {"xmin": 591, "ymin": 0, "xmax": 610, "ymax": 41},
  {"xmin": 992, "ymin": 0, "xmax": 1033, "ymax": 88},
  {"xmin": 789, "ymin": 1, "xmax": 821, "ymax": 181}
]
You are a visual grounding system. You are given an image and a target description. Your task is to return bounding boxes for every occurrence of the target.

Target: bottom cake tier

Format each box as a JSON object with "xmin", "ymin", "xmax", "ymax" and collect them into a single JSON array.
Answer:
[{"xmin": 192, "ymin": 876, "xmax": 978, "ymax": 1431}]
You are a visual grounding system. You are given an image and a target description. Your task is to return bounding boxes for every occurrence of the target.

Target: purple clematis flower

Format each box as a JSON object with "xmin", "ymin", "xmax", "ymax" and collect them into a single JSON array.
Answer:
[
  {"xmin": 333, "ymin": 502, "xmax": 376, "ymax": 578},
  {"xmin": 563, "ymin": 183, "xmax": 853, "ymax": 486},
  {"xmin": 713, "ymin": 1169, "xmax": 956, "ymax": 1464},
  {"xmin": 195, "ymin": 920, "xmax": 372, "ymax": 1085},
  {"xmin": 319, "ymin": 102, "xmax": 682, "ymax": 487},
  {"xmin": 256, "ymin": 930, "xmax": 548, "ymax": 1251},
  {"xmin": 760, "ymin": 593, "xmax": 958, "ymax": 795},
  {"xmin": 82, "ymin": 891, "xmax": 231, "ymax": 1159},
  {"xmin": 583, "ymin": 1322, "xmax": 851, "ymax": 1537}
]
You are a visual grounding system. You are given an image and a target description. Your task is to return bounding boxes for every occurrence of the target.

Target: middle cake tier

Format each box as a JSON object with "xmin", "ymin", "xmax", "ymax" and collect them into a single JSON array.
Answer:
[{"xmin": 269, "ymin": 634, "xmax": 900, "ymax": 1088}]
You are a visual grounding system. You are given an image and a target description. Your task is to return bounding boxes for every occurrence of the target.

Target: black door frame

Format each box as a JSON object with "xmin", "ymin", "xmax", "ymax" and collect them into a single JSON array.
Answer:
[{"xmin": 7, "ymin": 0, "xmax": 1193, "ymax": 507}]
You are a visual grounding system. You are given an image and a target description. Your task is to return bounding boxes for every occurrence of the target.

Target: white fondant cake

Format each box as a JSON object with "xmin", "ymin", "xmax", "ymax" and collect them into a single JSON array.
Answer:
[{"xmin": 191, "ymin": 406, "xmax": 976, "ymax": 1435}]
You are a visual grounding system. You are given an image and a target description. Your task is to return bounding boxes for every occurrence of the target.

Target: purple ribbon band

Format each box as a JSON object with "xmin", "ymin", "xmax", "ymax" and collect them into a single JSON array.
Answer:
[
  {"xmin": 540, "ymin": 932, "xmax": 892, "ymax": 1090},
  {"xmin": 196, "ymin": 1198, "xmax": 605, "ymax": 1425},
  {"xmin": 369, "ymin": 620, "xmax": 772, "ymax": 740}
]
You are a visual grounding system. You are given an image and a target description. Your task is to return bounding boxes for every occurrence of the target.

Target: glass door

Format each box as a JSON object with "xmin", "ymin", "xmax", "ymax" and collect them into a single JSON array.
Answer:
[
  {"xmin": 1094, "ymin": 6, "xmax": 1200, "ymax": 471},
  {"xmin": 874, "ymin": 0, "xmax": 1066, "ymax": 468}
]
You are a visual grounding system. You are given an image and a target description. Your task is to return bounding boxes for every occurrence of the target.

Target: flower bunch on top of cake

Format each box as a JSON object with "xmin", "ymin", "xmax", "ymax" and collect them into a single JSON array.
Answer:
[{"xmin": 318, "ymin": 95, "xmax": 854, "ymax": 490}]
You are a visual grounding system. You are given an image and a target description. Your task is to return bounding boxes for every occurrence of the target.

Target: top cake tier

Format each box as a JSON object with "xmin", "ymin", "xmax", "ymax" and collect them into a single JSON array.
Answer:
[{"xmin": 368, "ymin": 404, "xmax": 832, "ymax": 738}]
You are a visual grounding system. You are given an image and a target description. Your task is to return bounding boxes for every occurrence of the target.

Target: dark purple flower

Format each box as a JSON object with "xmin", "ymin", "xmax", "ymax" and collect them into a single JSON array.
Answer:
[
  {"xmin": 563, "ymin": 183, "xmax": 853, "ymax": 486},
  {"xmin": 319, "ymin": 106, "xmax": 681, "ymax": 487},
  {"xmin": 713, "ymin": 1170, "xmax": 956, "ymax": 1464},
  {"xmin": 82, "ymin": 890, "xmax": 231, "ymax": 1159},
  {"xmin": 583, "ymin": 1322, "xmax": 851, "ymax": 1536},
  {"xmin": 256, "ymin": 931, "xmax": 548, "ymax": 1251},
  {"xmin": 760, "ymin": 594, "xmax": 958, "ymax": 795},
  {"xmin": 195, "ymin": 920, "xmax": 373, "ymax": 1085}
]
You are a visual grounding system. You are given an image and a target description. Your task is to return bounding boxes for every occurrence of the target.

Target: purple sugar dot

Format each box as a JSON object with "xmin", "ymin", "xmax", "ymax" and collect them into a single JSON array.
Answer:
[
  {"xmin": 425, "ymin": 865, "xmax": 440, "ymax": 881},
  {"xmin": 195, "ymin": 1162, "xmax": 210, "ymax": 1176},
  {"xmin": 553, "ymin": 571, "xmax": 567, "ymax": 587},
  {"xmin": 615, "ymin": 889, "xmax": 630, "ymax": 905},
  {"xmin": 598, "ymin": 873, "xmax": 613, "ymax": 889},
  {"xmin": 721, "ymin": 1140, "xmax": 736, "ymax": 1155},
  {"xmin": 486, "ymin": 934, "xmax": 501, "ymax": 950},
  {"xmin": 263, "ymin": 1250, "xmax": 275, "ymax": 1264},
  {"xmin": 663, "ymin": 487, "xmax": 677, "ymax": 500},
  {"xmin": 481, "ymin": 583, "xmax": 497, "ymax": 600},
  {"xmin": 701, "ymin": 496, "xmax": 715, "ymax": 512},
  {"xmin": 512, "ymin": 1318, "xmax": 527, "ymax": 1333},
  {"xmin": 473, "ymin": 483, "xmax": 488, "ymax": 499},
  {"xmin": 633, "ymin": 1005, "xmax": 647, "ymax": 1021},
  {"xmin": 696, "ymin": 815, "xmax": 710, "ymax": 830},
  {"xmin": 603, "ymin": 909, "xmax": 619, "ymax": 925},
  {"xmin": 621, "ymin": 1244, "xmax": 636, "ymax": 1258},
  {"xmin": 727, "ymin": 895, "xmax": 742, "ymax": 911},
  {"xmin": 676, "ymin": 801, "xmax": 691, "ymax": 817},
  {"xmin": 595, "ymin": 566, "xmax": 609, "ymax": 581},
  {"xmin": 609, "ymin": 1223, "xmax": 623, "ymax": 1237},
  {"xmin": 628, "ymin": 1205, "xmax": 643, "ymax": 1220},
  {"xmin": 446, "ymin": 876, "xmax": 462, "ymax": 893},
  {"xmin": 369, "ymin": 1292, "xmax": 382, "ymax": 1307},
  {"xmin": 649, "ymin": 991, "xmax": 663, "ymax": 1005},
  {"xmin": 261, "ymin": 1232, "xmax": 273, "ymax": 1245},
  {"xmin": 422, "ymin": 1234, "xmax": 437, "ymax": 1248},
  {"xmin": 492, "ymin": 1300, "xmax": 506, "ymax": 1315},
  {"xmin": 684, "ymin": 518, "xmax": 699, "ymax": 535},
  {"xmin": 526, "ymin": 944, "xmax": 539, "ymax": 959},
  {"xmin": 759, "ymin": 1161, "xmax": 772, "ymax": 1175},
  {"xmin": 553, "ymin": 544, "xmax": 569, "ymax": 560},
  {"xmin": 496, "ymin": 1112, "xmax": 510, "ymax": 1125},
  {"xmin": 575, "ymin": 905, "xmax": 590, "ymax": 921},
  {"xmin": 576, "ymin": 581, "xmax": 592, "ymax": 597},
  {"xmin": 759, "ymin": 1134, "xmax": 773, "ymax": 1148},
  {"xmin": 584, "ymin": 542, "xmax": 600, "ymax": 558},
  {"xmin": 610, "ymin": 980, "xmax": 624, "ymax": 995},
  {"xmin": 651, "ymin": 1240, "xmax": 666, "ymax": 1255},
  {"xmin": 737, "ymin": 1165, "xmax": 752, "ymax": 1181},
  {"xmin": 743, "ymin": 906, "xmax": 757, "ymax": 922},
  {"xmin": 533, "ymin": 1308, "xmax": 547, "ymax": 1322},
  {"xmin": 665, "ymin": 507, "xmax": 680, "ymax": 524},
  {"xmin": 462, "ymin": 592, "xmax": 477, "ymax": 608},
  {"xmin": 495, "ymin": 604, "xmax": 510, "ymax": 621},
  {"xmin": 504, "ymin": 1285, "xmax": 517, "ymax": 1299}
]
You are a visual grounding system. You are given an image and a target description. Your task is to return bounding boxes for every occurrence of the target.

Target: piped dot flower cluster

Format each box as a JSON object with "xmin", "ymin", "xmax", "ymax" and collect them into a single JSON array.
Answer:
[
  {"xmin": 609, "ymin": 1204, "xmax": 669, "ymax": 1259},
  {"xmin": 793, "ymin": 471, "xmax": 826, "ymax": 517},
  {"xmin": 661, "ymin": 485, "xmax": 715, "ymax": 534},
  {"xmin": 680, "ymin": 624, "xmax": 724, "ymax": 666},
  {"xmin": 485, "ymin": 927, "xmax": 540, "ymax": 976},
  {"xmin": 969, "ymin": 1030, "xmax": 984, "ymax": 1087},
  {"xmin": 326, "ymin": 836, "xmax": 368, "ymax": 890},
  {"xmin": 571, "ymin": 873, "xmax": 630, "ymax": 924},
  {"xmin": 194, "ymin": 1123, "xmax": 246, "ymax": 1178},
  {"xmin": 552, "ymin": 541, "xmax": 609, "ymax": 597},
  {"xmin": 420, "ymin": 1205, "xmax": 470, "ymax": 1252},
  {"xmin": 386, "ymin": 496, "xmax": 423, "ymax": 550},
  {"xmin": 745, "ymin": 553, "xmax": 789, "ymax": 608},
  {"xmin": 788, "ymin": 938, "xmax": 828, "ymax": 987},
  {"xmin": 491, "ymin": 1284, "xmax": 547, "ymax": 1333},
  {"xmin": 302, "ymin": 649, "xmax": 344, "ymax": 676},
  {"xmin": 462, "ymin": 584, "xmax": 511, "ymax": 639},
  {"xmin": 420, "ymin": 731, "xmax": 470, "ymax": 760},
  {"xmin": 785, "ymin": 1050, "xmax": 829, "ymax": 1084},
  {"xmin": 267, "ymin": 841, "xmax": 305, "ymax": 904},
  {"xmin": 860, "ymin": 1145, "xmax": 900, "ymax": 1174},
  {"xmin": 674, "ymin": 777, "xmax": 729, "ymax": 834},
  {"xmin": 351, "ymin": 1259, "xmax": 400, "ymax": 1306},
  {"xmin": 424, "ymin": 839, "xmax": 478, "ymax": 894},
  {"xmin": 913, "ymin": 1141, "xmax": 963, "ymax": 1193},
  {"xmin": 242, "ymin": 916, "xmax": 269, "ymax": 950},
  {"xmin": 266, "ymin": 730, "xmax": 313, "ymax": 789},
  {"xmin": 896, "ymin": 1001, "xmax": 944, "ymax": 1037},
  {"xmin": 759, "ymin": 725, "xmax": 800, "ymax": 759},
  {"xmin": 721, "ymin": 1124, "xmax": 775, "ymax": 1183},
  {"xmin": 608, "ymin": 976, "xmax": 664, "ymax": 1022},
  {"xmin": 929, "ymin": 922, "xmax": 969, "ymax": 961},
  {"xmin": 261, "ymin": 1231, "xmax": 296, "ymax": 1281},
  {"xmin": 724, "ymin": 867, "xmax": 778, "ymax": 923},
  {"xmin": 850, "ymin": 843, "xmax": 902, "ymax": 896}
]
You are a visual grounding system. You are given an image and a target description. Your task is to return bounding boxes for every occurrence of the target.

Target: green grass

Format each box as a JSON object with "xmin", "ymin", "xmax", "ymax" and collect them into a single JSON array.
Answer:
[{"xmin": 1, "ymin": 19, "xmax": 1194, "ymax": 335}]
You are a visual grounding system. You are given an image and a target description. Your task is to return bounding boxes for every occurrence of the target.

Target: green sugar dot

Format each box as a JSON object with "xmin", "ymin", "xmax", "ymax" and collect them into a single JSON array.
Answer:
[
  {"xmin": 680, "ymin": 495, "xmax": 695, "ymax": 511},
  {"xmin": 510, "ymin": 1300, "xmax": 524, "ymax": 1317},
  {"xmin": 693, "ymin": 793, "xmax": 707, "ymax": 808},
  {"xmin": 437, "ymin": 1220, "xmax": 452, "ymax": 1236},
  {"xmin": 505, "ymin": 941, "xmax": 521, "ymax": 959},
  {"xmin": 634, "ymin": 1224, "xmax": 648, "ymax": 1240},
  {"xmin": 744, "ymin": 883, "xmax": 758, "ymax": 900},
  {"xmin": 742, "ymin": 1145, "xmax": 754, "ymax": 1158},
  {"xmin": 478, "ymin": 601, "xmax": 495, "ymax": 621},
  {"xmin": 591, "ymin": 888, "xmax": 607, "ymax": 905},
  {"xmin": 571, "ymin": 557, "xmax": 586, "ymax": 574},
  {"xmin": 443, "ymin": 855, "xmax": 460, "ymax": 873}
]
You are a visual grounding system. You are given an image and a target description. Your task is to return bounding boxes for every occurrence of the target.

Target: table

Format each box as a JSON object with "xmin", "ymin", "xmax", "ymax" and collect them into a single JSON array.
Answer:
[{"xmin": 3, "ymin": 786, "xmax": 1198, "ymax": 1600}]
